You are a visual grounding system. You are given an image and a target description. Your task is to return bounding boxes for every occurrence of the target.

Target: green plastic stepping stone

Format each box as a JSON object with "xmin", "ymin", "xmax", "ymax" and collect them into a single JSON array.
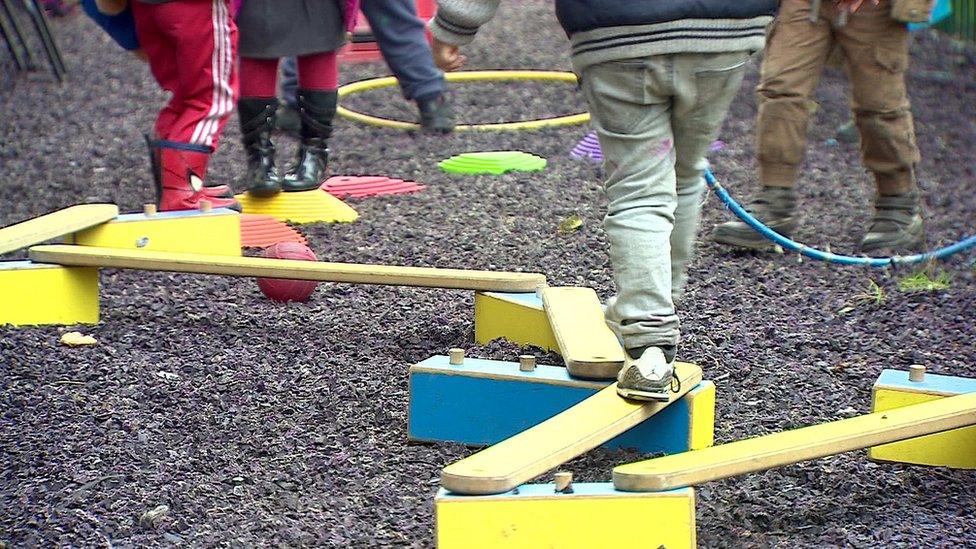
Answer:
[{"xmin": 439, "ymin": 151, "xmax": 547, "ymax": 175}]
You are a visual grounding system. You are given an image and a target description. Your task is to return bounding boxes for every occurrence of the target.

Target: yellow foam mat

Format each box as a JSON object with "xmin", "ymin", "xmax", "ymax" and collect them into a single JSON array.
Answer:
[{"xmin": 235, "ymin": 189, "xmax": 358, "ymax": 224}]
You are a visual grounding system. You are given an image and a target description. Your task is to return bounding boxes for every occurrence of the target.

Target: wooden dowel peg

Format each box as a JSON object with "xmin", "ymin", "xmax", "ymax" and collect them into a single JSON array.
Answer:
[
  {"xmin": 519, "ymin": 355, "xmax": 536, "ymax": 372},
  {"xmin": 199, "ymin": 200, "xmax": 213, "ymax": 212},
  {"xmin": 909, "ymin": 365, "xmax": 926, "ymax": 383},
  {"xmin": 554, "ymin": 471, "xmax": 573, "ymax": 493},
  {"xmin": 449, "ymin": 348, "xmax": 465, "ymax": 365},
  {"xmin": 143, "ymin": 204, "xmax": 157, "ymax": 216}
]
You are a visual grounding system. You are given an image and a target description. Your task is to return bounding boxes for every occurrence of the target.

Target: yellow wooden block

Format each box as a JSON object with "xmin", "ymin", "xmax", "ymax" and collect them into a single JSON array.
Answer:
[
  {"xmin": 689, "ymin": 379, "xmax": 716, "ymax": 450},
  {"xmin": 474, "ymin": 291, "xmax": 558, "ymax": 351},
  {"xmin": 0, "ymin": 204, "xmax": 118, "ymax": 255},
  {"xmin": 71, "ymin": 209, "xmax": 241, "ymax": 256},
  {"xmin": 542, "ymin": 286, "xmax": 625, "ymax": 379},
  {"xmin": 236, "ymin": 189, "xmax": 358, "ymax": 224},
  {"xmin": 436, "ymin": 483, "xmax": 696, "ymax": 549},
  {"xmin": 0, "ymin": 261, "xmax": 98, "ymax": 326},
  {"xmin": 869, "ymin": 369, "xmax": 976, "ymax": 469}
]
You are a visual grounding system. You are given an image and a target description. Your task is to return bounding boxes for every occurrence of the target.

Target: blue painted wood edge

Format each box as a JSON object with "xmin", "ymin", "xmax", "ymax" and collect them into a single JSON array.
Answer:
[
  {"xmin": 436, "ymin": 482, "xmax": 692, "ymax": 500},
  {"xmin": 480, "ymin": 291, "xmax": 543, "ymax": 308},
  {"xmin": 113, "ymin": 208, "xmax": 239, "ymax": 223},
  {"xmin": 0, "ymin": 260, "xmax": 63, "ymax": 271},
  {"xmin": 875, "ymin": 369, "xmax": 976, "ymax": 395}
]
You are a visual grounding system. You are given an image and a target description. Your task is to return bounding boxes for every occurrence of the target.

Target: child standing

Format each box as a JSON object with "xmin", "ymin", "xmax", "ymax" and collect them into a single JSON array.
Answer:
[
  {"xmin": 131, "ymin": 0, "xmax": 241, "ymax": 211},
  {"xmin": 430, "ymin": 0, "xmax": 777, "ymax": 400},
  {"xmin": 235, "ymin": 1, "xmax": 355, "ymax": 197}
]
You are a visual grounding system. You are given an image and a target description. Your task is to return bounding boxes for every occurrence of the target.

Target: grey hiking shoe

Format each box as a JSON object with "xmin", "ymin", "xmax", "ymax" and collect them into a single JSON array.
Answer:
[
  {"xmin": 712, "ymin": 186, "xmax": 797, "ymax": 250},
  {"xmin": 861, "ymin": 191, "xmax": 925, "ymax": 254},
  {"xmin": 616, "ymin": 345, "xmax": 677, "ymax": 402}
]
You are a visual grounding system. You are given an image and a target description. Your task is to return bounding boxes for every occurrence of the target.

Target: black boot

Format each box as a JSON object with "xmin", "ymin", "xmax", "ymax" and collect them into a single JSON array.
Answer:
[
  {"xmin": 712, "ymin": 186, "xmax": 797, "ymax": 250},
  {"xmin": 238, "ymin": 98, "xmax": 282, "ymax": 197},
  {"xmin": 417, "ymin": 93, "xmax": 456, "ymax": 134},
  {"xmin": 283, "ymin": 89, "xmax": 337, "ymax": 192}
]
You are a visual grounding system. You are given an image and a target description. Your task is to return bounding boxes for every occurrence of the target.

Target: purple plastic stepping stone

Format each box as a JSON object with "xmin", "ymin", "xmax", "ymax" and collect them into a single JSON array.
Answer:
[{"xmin": 570, "ymin": 131, "xmax": 603, "ymax": 163}]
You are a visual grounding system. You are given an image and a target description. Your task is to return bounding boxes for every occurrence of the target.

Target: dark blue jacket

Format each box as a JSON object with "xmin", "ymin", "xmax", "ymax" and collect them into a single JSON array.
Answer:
[{"xmin": 555, "ymin": 0, "xmax": 778, "ymax": 35}]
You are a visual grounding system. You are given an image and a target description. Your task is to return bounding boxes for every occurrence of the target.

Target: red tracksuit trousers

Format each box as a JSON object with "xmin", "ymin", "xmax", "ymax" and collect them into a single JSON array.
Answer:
[{"xmin": 131, "ymin": 0, "xmax": 238, "ymax": 149}]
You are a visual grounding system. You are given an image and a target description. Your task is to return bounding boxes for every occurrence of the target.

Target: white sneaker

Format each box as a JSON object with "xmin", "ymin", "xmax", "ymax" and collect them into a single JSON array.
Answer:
[{"xmin": 616, "ymin": 346, "xmax": 675, "ymax": 401}]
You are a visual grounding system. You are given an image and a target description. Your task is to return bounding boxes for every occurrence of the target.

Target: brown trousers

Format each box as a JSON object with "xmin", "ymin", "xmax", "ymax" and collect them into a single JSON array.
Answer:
[{"xmin": 757, "ymin": 0, "xmax": 920, "ymax": 194}]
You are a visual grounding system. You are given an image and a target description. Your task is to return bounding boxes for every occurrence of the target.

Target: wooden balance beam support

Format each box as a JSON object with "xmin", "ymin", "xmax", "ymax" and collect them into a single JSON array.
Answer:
[
  {"xmin": 440, "ymin": 361, "xmax": 703, "ymax": 495},
  {"xmin": 28, "ymin": 245, "xmax": 547, "ymax": 292},
  {"xmin": 613, "ymin": 391, "xmax": 976, "ymax": 492},
  {"xmin": 71, "ymin": 207, "xmax": 241, "ymax": 256},
  {"xmin": 436, "ymin": 482, "xmax": 696, "ymax": 549},
  {"xmin": 541, "ymin": 286, "xmax": 625, "ymax": 379},
  {"xmin": 869, "ymin": 368, "xmax": 976, "ymax": 469},
  {"xmin": 0, "ymin": 204, "xmax": 118, "ymax": 255}
]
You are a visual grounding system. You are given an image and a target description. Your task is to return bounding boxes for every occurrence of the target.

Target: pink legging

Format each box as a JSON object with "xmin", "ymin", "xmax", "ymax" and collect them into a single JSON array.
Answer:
[{"xmin": 239, "ymin": 51, "xmax": 337, "ymax": 98}]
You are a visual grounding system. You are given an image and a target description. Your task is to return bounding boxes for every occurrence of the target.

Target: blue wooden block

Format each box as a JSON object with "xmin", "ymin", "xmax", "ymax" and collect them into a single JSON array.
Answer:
[{"xmin": 409, "ymin": 355, "xmax": 715, "ymax": 454}]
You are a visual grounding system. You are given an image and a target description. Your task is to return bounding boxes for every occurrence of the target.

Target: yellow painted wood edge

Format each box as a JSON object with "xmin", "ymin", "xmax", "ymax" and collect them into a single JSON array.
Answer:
[
  {"xmin": 688, "ymin": 381, "xmax": 716, "ymax": 450},
  {"xmin": 441, "ymin": 362, "xmax": 703, "ymax": 495},
  {"xmin": 868, "ymin": 388, "xmax": 976, "ymax": 467},
  {"xmin": 473, "ymin": 292, "xmax": 559, "ymax": 351},
  {"xmin": 0, "ymin": 265, "xmax": 99, "ymax": 325},
  {"xmin": 0, "ymin": 204, "xmax": 118, "ymax": 255},
  {"xmin": 73, "ymin": 214, "xmax": 241, "ymax": 255},
  {"xmin": 29, "ymin": 245, "xmax": 547, "ymax": 292},
  {"xmin": 613, "ymin": 391, "xmax": 976, "ymax": 492}
]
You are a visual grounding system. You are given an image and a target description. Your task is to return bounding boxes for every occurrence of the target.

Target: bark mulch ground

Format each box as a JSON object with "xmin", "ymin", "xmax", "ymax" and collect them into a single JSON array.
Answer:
[{"xmin": 2, "ymin": 2, "xmax": 975, "ymax": 547}]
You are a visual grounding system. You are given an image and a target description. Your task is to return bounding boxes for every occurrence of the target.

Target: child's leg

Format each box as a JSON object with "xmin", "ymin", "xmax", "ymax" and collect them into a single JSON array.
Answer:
[
  {"xmin": 580, "ymin": 58, "xmax": 679, "ymax": 354},
  {"xmin": 238, "ymin": 57, "xmax": 282, "ymax": 196},
  {"xmin": 240, "ymin": 57, "xmax": 280, "ymax": 98},
  {"xmin": 130, "ymin": 2, "xmax": 180, "ymax": 139},
  {"xmin": 670, "ymin": 51, "xmax": 750, "ymax": 303},
  {"xmin": 151, "ymin": 0, "xmax": 238, "ymax": 149},
  {"xmin": 296, "ymin": 51, "xmax": 338, "ymax": 91},
  {"xmin": 283, "ymin": 52, "xmax": 339, "ymax": 191}
]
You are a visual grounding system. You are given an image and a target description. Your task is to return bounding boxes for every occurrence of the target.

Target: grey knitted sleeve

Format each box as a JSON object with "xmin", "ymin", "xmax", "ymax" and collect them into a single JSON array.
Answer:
[{"xmin": 429, "ymin": 0, "xmax": 501, "ymax": 45}]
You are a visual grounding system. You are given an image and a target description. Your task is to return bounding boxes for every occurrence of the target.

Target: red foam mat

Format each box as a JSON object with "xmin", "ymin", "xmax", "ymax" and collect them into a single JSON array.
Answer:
[
  {"xmin": 321, "ymin": 176, "xmax": 425, "ymax": 199},
  {"xmin": 239, "ymin": 214, "xmax": 309, "ymax": 248}
]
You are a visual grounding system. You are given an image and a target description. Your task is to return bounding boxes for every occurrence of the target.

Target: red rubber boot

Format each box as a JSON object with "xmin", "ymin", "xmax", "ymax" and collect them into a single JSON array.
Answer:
[
  {"xmin": 146, "ymin": 136, "xmax": 236, "ymax": 201},
  {"xmin": 156, "ymin": 141, "xmax": 240, "ymax": 212}
]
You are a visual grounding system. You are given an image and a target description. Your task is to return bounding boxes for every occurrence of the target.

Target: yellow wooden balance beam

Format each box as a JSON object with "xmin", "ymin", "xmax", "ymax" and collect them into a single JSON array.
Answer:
[
  {"xmin": 0, "ymin": 204, "xmax": 118, "ymax": 255},
  {"xmin": 541, "ymin": 286, "xmax": 625, "ymax": 379},
  {"xmin": 441, "ymin": 362, "xmax": 703, "ymax": 495},
  {"xmin": 613, "ymin": 391, "xmax": 976, "ymax": 492},
  {"xmin": 28, "ymin": 245, "xmax": 547, "ymax": 292}
]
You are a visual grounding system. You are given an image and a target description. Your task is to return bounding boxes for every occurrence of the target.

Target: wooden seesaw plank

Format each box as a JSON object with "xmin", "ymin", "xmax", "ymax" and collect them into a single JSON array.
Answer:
[
  {"xmin": 0, "ymin": 204, "xmax": 118, "ymax": 255},
  {"xmin": 440, "ymin": 362, "xmax": 703, "ymax": 495},
  {"xmin": 28, "ymin": 245, "xmax": 547, "ymax": 292},
  {"xmin": 613, "ymin": 391, "xmax": 976, "ymax": 492},
  {"xmin": 542, "ymin": 286, "xmax": 625, "ymax": 379}
]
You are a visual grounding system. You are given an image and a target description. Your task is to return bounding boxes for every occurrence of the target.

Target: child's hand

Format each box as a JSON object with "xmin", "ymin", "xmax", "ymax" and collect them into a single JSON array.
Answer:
[
  {"xmin": 433, "ymin": 38, "xmax": 467, "ymax": 72},
  {"xmin": 834, "ymin": 0, "xmax": 879, "ymax": 12}
]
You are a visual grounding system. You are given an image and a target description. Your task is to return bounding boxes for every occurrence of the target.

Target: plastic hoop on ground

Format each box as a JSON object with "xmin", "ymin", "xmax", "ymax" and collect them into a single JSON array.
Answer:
[
  {"xmin": 705, "ymin": 169, "xmax": 976, "ymax": 267},
  {"xmin": 336, "ymin": 70, "xmax": 591, "ymax": 131}
]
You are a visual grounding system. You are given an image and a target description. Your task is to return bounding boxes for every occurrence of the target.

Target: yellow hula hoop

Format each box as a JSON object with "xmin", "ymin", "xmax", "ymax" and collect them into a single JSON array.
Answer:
[{"xmin": 336, "ymin": 70, "xmax": 591, "ymax": 131}]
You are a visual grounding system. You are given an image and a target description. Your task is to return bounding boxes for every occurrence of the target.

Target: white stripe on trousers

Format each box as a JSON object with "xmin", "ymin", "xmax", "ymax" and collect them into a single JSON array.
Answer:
[{"xmin": 190, "ymin": 0, "xmax": 233, "ymax": 148}]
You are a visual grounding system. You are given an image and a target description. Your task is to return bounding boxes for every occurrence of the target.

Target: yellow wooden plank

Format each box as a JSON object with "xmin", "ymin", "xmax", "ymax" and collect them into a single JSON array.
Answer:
[
  {"xmin": 440, "ymin": 362, "xmax": 703, "ymax": 495},
  {"xmin": 541, "ymin": 286, "xmax": 625, "ymax": 379},
  {"xmin": 29, "ymin": 245, "xmax": 547, "ymax": 292},
  {"xmin": 613, "ymin": 392, "xmax": 976, "ymax": 492},
  {"xmin": 0, "ymin": 204, "xmax": 118, "ymax": 255}
]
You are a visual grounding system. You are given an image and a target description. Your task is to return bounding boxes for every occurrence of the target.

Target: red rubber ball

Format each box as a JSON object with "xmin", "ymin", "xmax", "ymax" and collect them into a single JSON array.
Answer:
[{"xmin": 256, "ymin": 242, "xmax": 319, "ymax": 302}]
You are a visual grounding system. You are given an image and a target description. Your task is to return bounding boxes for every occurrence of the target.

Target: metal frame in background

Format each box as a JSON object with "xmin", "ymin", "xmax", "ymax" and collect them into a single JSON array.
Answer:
[{"xmin": 0, "ymin": 0, "xmax": 66, "ymax": 82}]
